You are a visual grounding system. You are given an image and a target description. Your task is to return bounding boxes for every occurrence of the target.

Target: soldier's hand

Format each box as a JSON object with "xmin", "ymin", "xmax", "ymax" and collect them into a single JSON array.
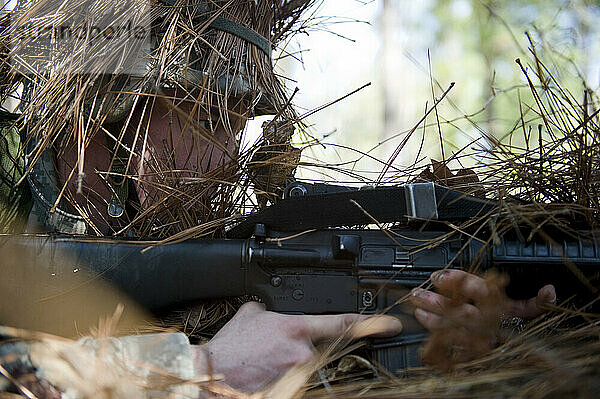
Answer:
[
  {"xmin": 409, "ymin": 269, "xmax": 556, "ymax": 368},
  {"xmin": 192, "ymin": 301, "xmax": 402, "ymax": 392}
]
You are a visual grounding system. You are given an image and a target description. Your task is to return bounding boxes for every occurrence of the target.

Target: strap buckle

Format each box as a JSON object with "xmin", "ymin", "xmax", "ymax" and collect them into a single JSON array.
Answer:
[{"xmin": 404, "ymin": 183, "xmax": 438, "ymax": 220}]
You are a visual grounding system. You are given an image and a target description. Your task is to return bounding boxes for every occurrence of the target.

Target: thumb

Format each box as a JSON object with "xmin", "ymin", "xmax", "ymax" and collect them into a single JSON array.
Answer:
[
  {"xmin": 349, "ymin": 315, "xmax": 404, "ymax": 339},
  {"xmin": 509, "ymin": 284, "xmax": 556, "ymax": 320},
  {"xmin": 536, "ymin": 284, "xmax": 557, "ymax": 310},
  {"xmin": 304, "ymin": 314, "xmax": 402, "ymax": 344}
]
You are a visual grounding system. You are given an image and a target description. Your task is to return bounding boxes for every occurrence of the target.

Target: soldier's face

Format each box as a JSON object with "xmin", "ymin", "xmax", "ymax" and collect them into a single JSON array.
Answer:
[
  {"xmin": 134, "ymin": 92, "xmax": 247, "ymax": 206},
  {"xmin": 55, "ymin": 91, "xmax": 248, "ymax": 233}
]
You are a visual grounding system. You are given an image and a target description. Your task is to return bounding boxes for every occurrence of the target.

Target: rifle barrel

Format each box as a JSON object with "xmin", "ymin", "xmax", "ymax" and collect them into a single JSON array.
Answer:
[{"xmin": 2, "ymin": 235, "xmax": 248, "ymax": 309}]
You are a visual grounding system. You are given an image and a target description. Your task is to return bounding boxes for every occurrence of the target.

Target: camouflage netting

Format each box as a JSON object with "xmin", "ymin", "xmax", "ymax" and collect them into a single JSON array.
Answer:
[
  {"xmin": 1, "ymin": 2, "xmax": 600, "ymax": 397},
  {"xmin": 0, "ymin": 0, "xmax": 319, "ymax": 339},
  {"xmin": 0, "ymin": 0, "xmax": 318, "ymax": 238},
  {"xmin": 0, "ymin": 111, "xmax": 31, "ymax": 233}
]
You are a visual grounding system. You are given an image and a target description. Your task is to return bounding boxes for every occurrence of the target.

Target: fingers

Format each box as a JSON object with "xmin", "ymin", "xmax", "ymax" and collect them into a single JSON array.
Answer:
[
  {"xmin": 506, "ymin": 284, "xmax": 556, "ymax": 320},
  {"xmin": 303, "ymin": 314, "xmax": 403, "ymax": 343},
  {"xmin": 414, "ymin": 308, "xmax": 444, "ymax": 330},
  {"xmin": 410, "ymin": 288, "xmax": 452, "ymax": 314},
  {"xmin": 410, "ymin": 288, "xmax": 482, "ymax": 330},
  {"xmin": 349, "ymin": 315, "xmax": 403, "ymax": 339},
  {"xmin": 537, "ymin": 284, "xmax": 557, "ymax": 309},
  {"xmin": 430, "ymin": 269, "xmax": 495, "ymax": 305}
]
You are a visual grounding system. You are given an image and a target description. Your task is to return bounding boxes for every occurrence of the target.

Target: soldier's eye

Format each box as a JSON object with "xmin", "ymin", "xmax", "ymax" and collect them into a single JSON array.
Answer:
[{"xmin": 199, "ymin": 120, "xmax": 212, "ymax": 131}]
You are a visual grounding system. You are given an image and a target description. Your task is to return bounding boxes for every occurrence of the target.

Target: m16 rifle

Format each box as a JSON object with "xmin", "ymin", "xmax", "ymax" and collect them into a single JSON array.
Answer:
[{"xmin": 3, "ymin": 182, "xmax": 599, "ymax": 373}]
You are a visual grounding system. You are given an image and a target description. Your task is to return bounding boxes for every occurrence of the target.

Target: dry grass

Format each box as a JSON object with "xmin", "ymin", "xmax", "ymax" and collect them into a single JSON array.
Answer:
[
  {"xmin": 0, "ymin": 0, "xmax": 320, "ymax": 341},
  {"xmin": 256, "ymin": 37, "xmax": 600, "ymax": 398},
  {"xmin": 291, "ymin": 310, "xmax": 600, "ymax": 399},
  {"xmin": 2, "ymin": 305, "xmax": 597, "ymax": 398},
  {"xmin": 0, "ymin": 0, "xmax": 319, "ymax": 238},
  {"xmin": 279, "ymin": 38, "xmax": 599, "ymax": 399},
  {"xmin": 0, "ymin": 1, "xmax": 599, "ymax": 398}
]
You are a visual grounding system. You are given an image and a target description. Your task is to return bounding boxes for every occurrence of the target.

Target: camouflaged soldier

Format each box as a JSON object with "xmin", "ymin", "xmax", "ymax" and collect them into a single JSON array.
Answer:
[
  {"xmin": 1, "ymin": 0, "xmax": 303, "ymax": 237},
  {"xmin": 0, "ymin": 1, "xmax": 404, "ymax": 396},
  {"xmin": 0, "ymin": 1, "xmax": 555, "ymax": 396}
]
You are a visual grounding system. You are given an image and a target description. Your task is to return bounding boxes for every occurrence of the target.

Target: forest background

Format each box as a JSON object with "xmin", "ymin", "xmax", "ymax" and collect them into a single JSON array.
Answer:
[
  {"xmin": 261, "ymin": 0, "xmax": 600, "ymax": 186},
  {"xmin": 2, "ymin": 0, "xmax": 599, "ymax": 193}
]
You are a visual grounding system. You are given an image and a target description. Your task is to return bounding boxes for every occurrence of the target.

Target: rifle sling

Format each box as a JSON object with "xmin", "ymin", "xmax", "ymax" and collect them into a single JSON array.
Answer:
[{"xmin": 227, "ymin": 184, "xmax": 496, "ymax": 239}]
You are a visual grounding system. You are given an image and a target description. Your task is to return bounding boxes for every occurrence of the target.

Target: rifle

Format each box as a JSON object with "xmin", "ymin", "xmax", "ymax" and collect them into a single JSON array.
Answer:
[{"xmin": 3, "ymin": 183, "xmax": 599, "ymax": 373}]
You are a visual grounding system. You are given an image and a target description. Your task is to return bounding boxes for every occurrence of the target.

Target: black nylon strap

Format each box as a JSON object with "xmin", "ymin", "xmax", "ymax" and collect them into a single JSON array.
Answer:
[
  {"xmin": 227, "ymin": 185, "xmax": 496, "ymax": 239},
  {"xmin": 209, "ymin": 16, "xmax": 272, "ymax": 57},
  {"xmin": 435, "ymin": 186, "xmax": 495, "ymax": 221},
  {"xmin": 161, "ymin": 0, "xmax": 272, "ymax": 57}
]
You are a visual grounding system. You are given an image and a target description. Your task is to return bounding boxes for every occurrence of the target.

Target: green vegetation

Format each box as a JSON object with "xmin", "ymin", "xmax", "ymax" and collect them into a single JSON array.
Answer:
[{"xmin": 289, "ymin": 0, "xmax": 600, "ymax": 183}]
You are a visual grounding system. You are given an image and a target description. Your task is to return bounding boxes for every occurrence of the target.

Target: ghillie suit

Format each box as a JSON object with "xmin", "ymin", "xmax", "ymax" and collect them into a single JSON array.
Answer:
[
  {"xmin": 0, "ymin": 0, "xmax": 318, "ymax": 341},
  {"xmin": 0, "ymin": 111, "xmax": 31, "ymax": 233},
  {"xmin": 250, "ymin": 119, "xmax": 301, "ymax": 209},
  {"xmin": 0, "ymin": 0, "xmax": 315, "ymax": 237}
]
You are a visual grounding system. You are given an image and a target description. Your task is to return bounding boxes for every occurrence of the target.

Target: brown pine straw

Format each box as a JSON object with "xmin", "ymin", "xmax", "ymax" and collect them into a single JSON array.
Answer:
[
  {"xmin": 4, "ymin": 305, "xmax": 597, "ymax": 398},
  {"xmin": 166, "ymin": 39, "xmax": 600, "ymax": 397},
  {"xmin": 1, "ymin": 2, "xmax": 599, "ymax": 397},
  {"xmin": 0, "ymin": 1, "xmax": 321, "ymax": 238},
  {"xmin": 0, "ymin": 0, "xmax": 322, "ymax": 339},
  {"xmin": 293, "ymin": 311, "xmax": 600, "ymax": 399}
]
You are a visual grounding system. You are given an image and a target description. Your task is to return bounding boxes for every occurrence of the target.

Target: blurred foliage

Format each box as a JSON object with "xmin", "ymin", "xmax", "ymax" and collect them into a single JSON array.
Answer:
[
  {"xmin": 290, "ymin": 0, "xmax": 600, "ymax": 184},
  {"xmin": 430, "ymin": 0, "xmax": 600, "ymax": 144}
]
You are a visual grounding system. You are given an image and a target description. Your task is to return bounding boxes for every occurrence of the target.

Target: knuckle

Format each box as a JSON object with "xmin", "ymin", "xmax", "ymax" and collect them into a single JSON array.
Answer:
[
  {"xmin": 462, "ymin": 304, "xmax": 480, "ymax": 320},
  {"xmin": 280, "ymin": 317, "xmax": 309, "ymax": 339},
  {"xmin": 464, "ymin": 278, "xmax": 488, "ymax": 296}
]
